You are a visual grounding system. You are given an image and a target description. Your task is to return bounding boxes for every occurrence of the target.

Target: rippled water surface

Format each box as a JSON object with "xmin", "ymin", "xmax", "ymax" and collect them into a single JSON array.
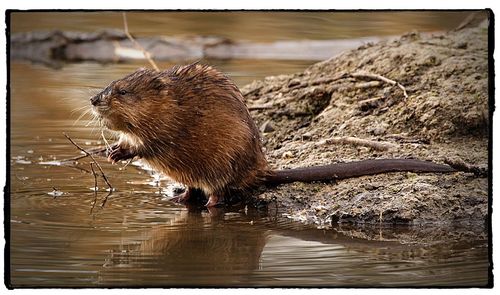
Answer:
[{"xmin": 8, "ymin": 11, "xmax": 490, "ymax": 287}]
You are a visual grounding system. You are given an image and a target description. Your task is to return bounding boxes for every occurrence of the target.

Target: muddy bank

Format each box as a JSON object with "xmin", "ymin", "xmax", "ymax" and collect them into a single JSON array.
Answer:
[{"xmin": 242, "ymin": 20, "xmax": 490, "ymax": 227}]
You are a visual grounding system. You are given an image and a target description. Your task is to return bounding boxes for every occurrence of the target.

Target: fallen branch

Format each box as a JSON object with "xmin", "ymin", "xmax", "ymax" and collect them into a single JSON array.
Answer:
[
  {"xmin": 276, "ymin": 71, "xmax": 408, "ymax": 106},
  {"xmin": 122, "ymin": 12, "xmax": 160, "ymax": 71},
  {"xmin": 63, "ymin": 133, "xmax": 114, "ymax": 191},
  {"xmin": 350, "ymin": 71, "xmax": 408, "ymax": 99},
  {"xmin": 317, "ymin": 136, "xmax": 398, "ymax": 151},
  {"xmin": 444, "ymin": 157, "xmax": 488, "ymax": 177}
]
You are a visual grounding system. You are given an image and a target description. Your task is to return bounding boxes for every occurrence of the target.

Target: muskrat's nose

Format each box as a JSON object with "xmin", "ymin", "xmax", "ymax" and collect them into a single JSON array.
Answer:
[{"xmin": 90, "ymin": 95, "xmax": 100, "ymax": 106}]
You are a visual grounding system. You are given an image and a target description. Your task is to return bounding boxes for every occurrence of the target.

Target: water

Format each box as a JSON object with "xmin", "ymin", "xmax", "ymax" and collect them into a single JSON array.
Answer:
[
  {"xmin": 10, "ymin": 11, "xmax": 471, "ymax": 41},
  {"xmin": 7, "ymin": 11, "xmax": 490, "ymax": 287}
]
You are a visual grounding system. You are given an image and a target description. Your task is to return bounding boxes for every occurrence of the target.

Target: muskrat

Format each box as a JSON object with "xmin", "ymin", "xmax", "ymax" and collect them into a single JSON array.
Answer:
[{"xmin": 90, "ymin": 63, "xmax": 455, "ymax": 207}]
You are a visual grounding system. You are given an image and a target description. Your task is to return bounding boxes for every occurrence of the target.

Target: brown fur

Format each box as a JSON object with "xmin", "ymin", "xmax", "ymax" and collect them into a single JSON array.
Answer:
[{"xmin": 91, "ymin": 63, "xmax": 269, "ymax": 205}]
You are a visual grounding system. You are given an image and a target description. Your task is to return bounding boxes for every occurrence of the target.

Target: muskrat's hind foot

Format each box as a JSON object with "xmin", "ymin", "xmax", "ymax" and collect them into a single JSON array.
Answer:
[
  {"xmin": 108, "ymin": 144, "xmax": 137, "ymax": 163},
  {"xmin": 205, "ymin": 194, "xmax": 221, "ymax": 207}
]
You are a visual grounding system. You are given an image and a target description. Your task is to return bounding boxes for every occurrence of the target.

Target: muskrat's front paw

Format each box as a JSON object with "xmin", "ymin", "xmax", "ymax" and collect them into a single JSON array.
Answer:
[{"xmin": 108, "ymin": 146, "xmax": 136, "ymax": 163}]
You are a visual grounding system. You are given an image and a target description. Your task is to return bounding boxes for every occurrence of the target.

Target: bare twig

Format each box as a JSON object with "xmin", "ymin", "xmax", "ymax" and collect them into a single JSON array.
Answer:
[
  {"xmin": 89, "ymin": 161, "xmax": 113, "ymax": 210},
  {"xmin": 309, "ymin": 73, "xmax": 350, "ymax": 86},
  {"xmin": 58, "ymin": 146, "xmax": 108, "ymax": 163},
  {"xmin": 89, "ymin": 162, "xmax": 98, "ymax": 214},
  {"xmin": 355, "ymin": 81, "xmax": 382, "ymax": 89},
  {"xmin": 317, "ymin": 136, "xmax": 398, "ymax": 151},
  {"xmin": 122, "ymin": 158, "xmax": 134, "ymax": 170},
  {"xmin": 454, "ymin": 12, "xmax": 486, "ymax": 31},
  {"xmin": 444, "ymin": 157, "xmax": 488, "ymax": 177},
  {"xmin": 241, "ymin": 85, "xmax": 263, "ymax": 96},
  {"xmin": 59, "ymin": 153, "xmax": 89, "ymax": 162},
  {"xmin": 101, "ymin": 191, "xmax": 113, "ymax": 208},
  {"xmin": 350, "ymin": 71, "xmax": 408, "ymax": 99},
  {"xmin": 122, "ymin": 12, "xmax": 160, "ymax": 71},
  {"xmin": 101, "ymin": 130, "xmax": 113, "ymax": 153},
  {"xmin": 280, "ymin": 71, "xmax": 408, "ymax": 102},
  {"xmin": 63, "ymin": 133, "xmax": 114, "ymax": 191},
  {"xmin": 247, "ymin": 103, "xmax": 275, "ymax": 111},
  {"xmin": 358, "ymin": 96, "xmax": 386, "ymax": 110}
]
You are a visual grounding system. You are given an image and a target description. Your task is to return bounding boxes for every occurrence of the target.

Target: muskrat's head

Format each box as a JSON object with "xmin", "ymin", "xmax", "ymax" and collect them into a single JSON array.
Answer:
[{"xmin": 90, "ymin": 68, "xmax": 172, "ymax": 133}]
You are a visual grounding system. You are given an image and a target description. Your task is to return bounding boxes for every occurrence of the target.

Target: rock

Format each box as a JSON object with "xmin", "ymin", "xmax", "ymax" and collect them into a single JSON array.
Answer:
[{"xmin": 259, "ymin": 119, "xmax": 275, "ymax": 133}]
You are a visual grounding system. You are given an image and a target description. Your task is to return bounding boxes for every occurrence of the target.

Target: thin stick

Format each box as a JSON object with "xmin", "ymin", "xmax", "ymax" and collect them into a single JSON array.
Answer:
[
  {"xmin": 58, "ymin": 146, "xmax": 108, "ymax": 163},
  {"xmin": 101, "ymin": 130, "xmax": 113, "ymax": 153},
  {"xmin": 247, "ymin": 103, "xmax": 275, "ymax": 111},
  {"xmin": 444, "ymin": 157, "xmax": 487, "ymax": 177},
  {"xmin": 59, "ymin": 153, "xmax": 90, "ymax": 162},
  {"xmin": 358, "ymin": 96, "xmax": 385, "ymax": 105},
  {"xmin": 122, "ymin": 158, "xmax": 134, "ymax": 170},
  {"xmin": 101, "ymin": 191, "xmax": 113, "ymax": 208},
  {"xmin": 63, "ymin": 133, "xmax": 114, "ymax": 191},
  {"xmin": 89, "ymin": 162, "xmax": 98, "ymax": 214},
  {"xmin": 318, "ymin": 136, "xmax": 398, "ymax": 151},
  {"xmin": 309, "ymin": 72, "xmax": 350, "ymax": 86},
  {"xmin": 350, "ymin": 72, "xmax": 408, "ymax": 99},
  {"xmin": 122, "ymin": 12, "xmax": 160, "ymax": 71},
  {"xmin": 355, "ymin": 81, "xmax": 382, "ymax": 89},
  {"xmin": 454, "ymin": 12, "xmax": 480, "ymax": 31}
]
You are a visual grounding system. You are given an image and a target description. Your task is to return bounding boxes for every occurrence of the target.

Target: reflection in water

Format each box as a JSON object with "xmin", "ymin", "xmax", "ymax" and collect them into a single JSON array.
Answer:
[
  {"xmin": 8, "ymin": 11, "xmax": 490, "ymax": 287},
  {"xmin": 96, "ymin": 211, "xmax": 488, "ymax": 287},
  {"xmin": 99, "ymin": 210, "xmax": 268, "ymax": 286}
]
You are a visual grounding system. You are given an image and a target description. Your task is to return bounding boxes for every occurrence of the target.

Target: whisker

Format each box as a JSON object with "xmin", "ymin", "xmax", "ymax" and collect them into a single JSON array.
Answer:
[
  {"xmin": 81, "ymin": 86, "xmax": 104, "ymax": 95},
  {"xmin": 70, "ymin": 105, "xmax": 90, "ymax": 115},
  {"xmin": 73, "ymin": 108, "xmax": 91, "ymax": 126}
]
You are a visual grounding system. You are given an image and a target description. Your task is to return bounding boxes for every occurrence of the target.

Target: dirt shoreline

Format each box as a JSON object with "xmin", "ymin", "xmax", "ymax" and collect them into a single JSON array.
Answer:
[{"xmin": 241, "ymin": 20, "xmax": 490, "ymax": 227}]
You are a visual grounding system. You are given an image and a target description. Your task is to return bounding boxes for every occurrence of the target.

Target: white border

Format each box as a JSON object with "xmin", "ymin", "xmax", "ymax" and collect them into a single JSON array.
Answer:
[{"xmin": 1, "ymin": 0, "xmax": 498, "ymax": 294}]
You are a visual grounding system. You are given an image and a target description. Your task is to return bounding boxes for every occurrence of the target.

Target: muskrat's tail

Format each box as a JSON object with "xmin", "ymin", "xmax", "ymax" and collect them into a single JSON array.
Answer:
[{"xmin": 264, "ymin": 159, "xmax": 456, "ymax": 185}]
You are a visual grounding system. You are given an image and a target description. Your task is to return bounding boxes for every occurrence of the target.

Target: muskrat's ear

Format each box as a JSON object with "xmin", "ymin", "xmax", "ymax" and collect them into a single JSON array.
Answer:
[{"xmin": 150, "ymin": 75, "xmax": 168, "ymax": 91}]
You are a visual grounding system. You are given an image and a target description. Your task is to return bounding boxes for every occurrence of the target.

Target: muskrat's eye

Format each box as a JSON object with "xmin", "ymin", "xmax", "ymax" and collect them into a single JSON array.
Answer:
[{"xmin": 118, "ymin": 89, "xmax": 128, "ymax": 95}]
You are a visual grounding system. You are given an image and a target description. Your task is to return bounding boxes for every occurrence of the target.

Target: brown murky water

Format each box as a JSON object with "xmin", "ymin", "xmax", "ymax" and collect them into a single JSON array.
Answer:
[{"xmin": 8, "ymin": 11, "xmax": 490, "ymax": 287}]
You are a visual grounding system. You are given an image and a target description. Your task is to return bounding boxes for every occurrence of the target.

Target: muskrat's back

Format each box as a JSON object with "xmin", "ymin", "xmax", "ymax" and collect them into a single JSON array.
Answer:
[{"xmin": 143, "ymin": 64, "xmax": 270, "ymax": 195}]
